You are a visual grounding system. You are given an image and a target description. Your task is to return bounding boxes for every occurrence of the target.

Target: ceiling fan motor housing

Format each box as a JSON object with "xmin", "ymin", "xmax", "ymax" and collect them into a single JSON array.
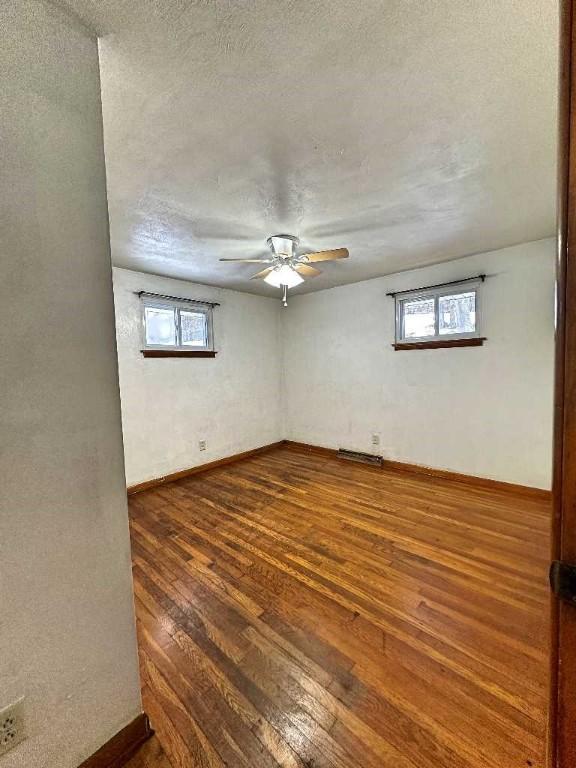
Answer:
[{"xmin": 267, "ymin": 234, "xmax": 299, "ymax": 259}]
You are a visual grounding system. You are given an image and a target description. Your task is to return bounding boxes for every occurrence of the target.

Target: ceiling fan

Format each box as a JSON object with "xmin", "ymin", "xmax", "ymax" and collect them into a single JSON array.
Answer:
[{"xmin": 220, "ymin": 234, "xmax": 349, "ymax": 306}]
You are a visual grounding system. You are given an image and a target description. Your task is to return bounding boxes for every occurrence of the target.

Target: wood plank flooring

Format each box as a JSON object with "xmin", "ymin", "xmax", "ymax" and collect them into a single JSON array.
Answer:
[{"xmin": 126, "ymin": 445, "xmax": 550, "ymax": 768}]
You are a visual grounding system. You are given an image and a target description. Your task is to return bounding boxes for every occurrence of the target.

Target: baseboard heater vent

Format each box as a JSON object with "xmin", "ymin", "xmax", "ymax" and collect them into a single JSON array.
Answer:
[{"xmin": 337, "ymin": 448, "xmax": 383, "ymax": 467}]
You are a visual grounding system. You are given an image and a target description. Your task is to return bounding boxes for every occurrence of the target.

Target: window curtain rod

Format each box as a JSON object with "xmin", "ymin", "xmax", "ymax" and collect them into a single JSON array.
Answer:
[
  {"xmin": 136, "ymin": 291, "xmax": 220, "ymax": 307},
  {"xmin": 386, "ymin": 274, "xmax": 486, "ymax": 298}
]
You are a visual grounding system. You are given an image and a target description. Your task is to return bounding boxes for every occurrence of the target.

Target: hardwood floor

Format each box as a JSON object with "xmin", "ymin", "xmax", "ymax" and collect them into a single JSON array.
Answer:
[{"xmin": 125, "ymin": 444, "xmax": 550, "ymax": 768}]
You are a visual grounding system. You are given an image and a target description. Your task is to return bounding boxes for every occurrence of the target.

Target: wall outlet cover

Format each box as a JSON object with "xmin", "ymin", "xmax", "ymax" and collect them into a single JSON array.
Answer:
[
  {"xmin": 0, "ymin": 698, "xmax": 26, "ymax": 757},
  {"xmin": 198, "ymin": 439, "xmax": 207, "ymax": 451}
]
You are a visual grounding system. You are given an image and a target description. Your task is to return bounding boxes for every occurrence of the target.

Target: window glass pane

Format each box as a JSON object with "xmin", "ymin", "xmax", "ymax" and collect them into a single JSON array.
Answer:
[
  {"xmin": 402, "ymin": 297, "xmax": 435, "ymax": 338},
  {"xmin": 145, "ymin": 306, "xmax": 176, "ymax": 346},
  {"xmin": 180, "ymin": 310, "xmax": 208, "ymax": 347},
  {"xmin": 438, "ymin": 291, "xmax": 476, "ymax": 335}
]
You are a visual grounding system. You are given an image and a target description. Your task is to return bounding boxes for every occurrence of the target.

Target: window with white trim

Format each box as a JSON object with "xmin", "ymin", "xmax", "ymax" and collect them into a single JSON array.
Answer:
[
  {"xmin": 394, "ymin": 279, "xmax": 482, "ymax": 345},
  {"xmin": 141, "ymin": 294, "xmax": 214, "ymax": 352}
]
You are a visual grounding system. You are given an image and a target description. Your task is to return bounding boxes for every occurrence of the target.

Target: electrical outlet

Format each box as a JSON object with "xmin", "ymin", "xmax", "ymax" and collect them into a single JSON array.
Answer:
[
  {"xmin": 198, "ymin": 439, "xmax": 207, "ymax": 452},
  {"xmin": 371, "ymin": 433, "xmax": 381, "ymax": 447},
  {"xmin": 0, "ymin": 699, "xmax": 26, "ymax": 757}
]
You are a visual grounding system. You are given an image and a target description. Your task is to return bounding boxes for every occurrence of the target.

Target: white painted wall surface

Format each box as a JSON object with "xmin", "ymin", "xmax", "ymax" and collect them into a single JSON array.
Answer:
[
  {"xmin": 283, "ymin": 239, "xmax": 555, "ymax": 489},
  {"xmin": 113, "ymin": 268, "xmax": 283, "ymax": 487},
  {"xmin": 0, "ymin": 3, "xmax": 142, "ymax": 767}
]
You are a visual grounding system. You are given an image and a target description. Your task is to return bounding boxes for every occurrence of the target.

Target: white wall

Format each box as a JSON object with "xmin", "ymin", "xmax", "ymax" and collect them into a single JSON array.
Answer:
[
  {"xmin": 283, "ymin": 239, "xmax": 555, "ymax": 489},
  {"xmin": 0, "ymin": 3, "xmax": 142, "ymax": 767},
  {"xmin": 113, "ymin": 268, "xmax": 283, "ymax": 487}
]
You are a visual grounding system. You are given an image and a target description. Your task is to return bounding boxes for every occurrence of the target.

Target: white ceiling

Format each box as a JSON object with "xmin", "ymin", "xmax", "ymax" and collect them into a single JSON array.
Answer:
[{"xmin": 63, "ymin": 0, "xmax": 559, "ymax": 296}]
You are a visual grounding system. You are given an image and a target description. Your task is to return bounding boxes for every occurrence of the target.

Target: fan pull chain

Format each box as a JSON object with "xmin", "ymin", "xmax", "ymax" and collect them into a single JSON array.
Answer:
[{"xmin": 282, "ymin": 284, "xmax": 288, "ymax": 307}]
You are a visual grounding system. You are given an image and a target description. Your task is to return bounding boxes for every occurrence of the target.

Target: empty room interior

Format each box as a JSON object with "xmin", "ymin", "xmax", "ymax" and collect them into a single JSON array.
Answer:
[{"xmin": 1, "ymin": 1, "xmax": 565, "ymax": 768}]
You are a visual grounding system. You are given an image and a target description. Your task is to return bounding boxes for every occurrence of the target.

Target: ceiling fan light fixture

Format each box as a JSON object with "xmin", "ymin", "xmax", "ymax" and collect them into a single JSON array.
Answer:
[{"xmin": 264, "ymin": 264, "xmax": 304, "ymax": 288}]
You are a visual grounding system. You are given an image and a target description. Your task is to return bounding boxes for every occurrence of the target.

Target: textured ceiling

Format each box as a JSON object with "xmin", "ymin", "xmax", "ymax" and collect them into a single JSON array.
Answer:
[{"xmin": 62, "ymin": 0, "xmax": 559, "ymax": 296}]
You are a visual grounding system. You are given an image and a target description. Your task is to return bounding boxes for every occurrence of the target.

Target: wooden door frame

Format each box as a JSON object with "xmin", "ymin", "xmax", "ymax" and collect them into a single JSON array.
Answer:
[{"xmin": 550, "ymin": 1, "xmax": 576, "ymax": 765}]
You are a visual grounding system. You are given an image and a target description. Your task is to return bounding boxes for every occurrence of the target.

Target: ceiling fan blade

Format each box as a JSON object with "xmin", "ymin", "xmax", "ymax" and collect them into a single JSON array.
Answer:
[
  {"xmin": 219, "ymin": 258, "xmax": 273, "ymax": 263},
  {"xmin": 295, "ymin": 264, "xmax": 321, "ymax": 277},
  {"xmin": 251, "ymin": 267, "xmax": 275, "ymax": 280},
  {"xmin": 303, "ymin": 247, "xmax": 349, "ymax": 263}
]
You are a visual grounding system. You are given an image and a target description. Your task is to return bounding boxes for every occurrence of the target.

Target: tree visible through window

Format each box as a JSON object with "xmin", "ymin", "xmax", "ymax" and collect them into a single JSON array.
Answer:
[
  {"xmin": 438, "ymin": 291, "xmax": 476, "ymax": 335},
  {"xmin": 180, "ymin": 310, "xmax": 208, "ymax": 347}
]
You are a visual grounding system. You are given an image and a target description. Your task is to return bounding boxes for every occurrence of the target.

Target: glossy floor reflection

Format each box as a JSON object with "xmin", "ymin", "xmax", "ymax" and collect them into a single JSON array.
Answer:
[{"xmin": 126, "ymin": 445, "xmax": 549, "ymax": 768}]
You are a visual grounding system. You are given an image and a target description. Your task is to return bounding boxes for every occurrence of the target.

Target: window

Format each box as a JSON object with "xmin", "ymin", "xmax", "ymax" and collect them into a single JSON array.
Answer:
[
  {"xmin": 140, "ymin": 293, "xmax": 215, "ymax": 356},
  {"xmin": 394, "ymin": 279, "xmax": 484, "ymax": 349}
]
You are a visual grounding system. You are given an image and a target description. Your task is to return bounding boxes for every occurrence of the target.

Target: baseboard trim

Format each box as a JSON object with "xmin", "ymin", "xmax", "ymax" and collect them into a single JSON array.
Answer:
[
  {"xmin": 283, "ymin": 440, "xmax": 551, "ymax": 500},
  {"xmin": 128, "ymin": 439, "xmax": 551, "ymax": 501},
  {"xmin": 380, "ymin": 458, "xmax": 551, "ymax": 500},
  {"xmin": 283, "ymin": 440, "xmax": 336, "ymax": 458},
  {"xmin": 78, "ymin": 714, "xmax": 153, "ymax": 768},
  {"xmin": 127, "ymin": 441, "xmax": 285, "ymax": 495}
]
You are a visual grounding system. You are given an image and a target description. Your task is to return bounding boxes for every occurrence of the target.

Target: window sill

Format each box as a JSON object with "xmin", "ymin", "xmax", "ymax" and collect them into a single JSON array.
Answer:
[
  {"xmin": 141, "ymin": 349, "xmax": 217, "ymax": 358},
  {"xmin": 393, "ymin": 337, "xmax": 486, "ymax": 351}
]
